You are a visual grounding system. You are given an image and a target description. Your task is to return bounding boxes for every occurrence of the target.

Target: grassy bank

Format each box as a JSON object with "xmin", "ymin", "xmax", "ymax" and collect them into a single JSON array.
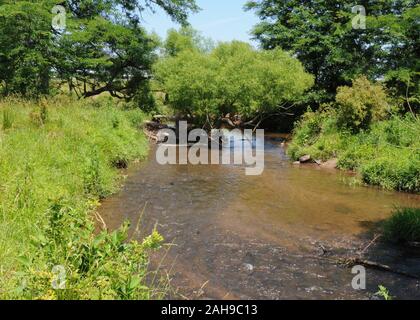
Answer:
[
  {"xmin": 288, "ymin": 111, "xmax": 420, "ymax": 193},
  {"xmin": 383, "ymin": 208, "xmax": 420, "ymax": 243},
  {"xmin": 0, "ymin": 96, "xmax": 163, "ymax": 299}
]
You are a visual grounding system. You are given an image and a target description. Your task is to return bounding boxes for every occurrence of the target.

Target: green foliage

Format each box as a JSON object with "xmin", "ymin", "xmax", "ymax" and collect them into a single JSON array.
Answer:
[
  {"xmin": 376, "ymin": 286, "xmax": 393, "ymax": 301},
  {"xmin": 386, "ymin": 68, "xmax": 420, "ymax": 115},
  {"xmin": 29, "ymin": 100, "xmax": 49, "ymax": 127},
  {"xmin": 2, "ymin": 107, "xmax": 13, "ymax": 130},
  {"xmin": 289, "ymin": 110, "xmax": 420, "ymax": 193},
  {"xmin": 336, "ymin": 77, "xmax": 390, "ymax": 132},
  {"xmin": 132, "ymin": 81, "xmax": 157, "ymax": 113},
  {"xmin": 246, "ymin": 0, "xmax": 420, "ymax": 108},
  {"xmin": 0, "ymin": 96, "xmax": 163, "ymax": 300},
  {"xmin": 287, "ymin": 107, "xmax": 344, "ymax": 161},
  {"xmin": 155, "ymin": 40, "xmax": 313, "ymax": 126},
  {"xmin": 383, "ymin": 208, "xmax": 420, "ymax": 244},
  {"xmin": 0, "ymin": 1, "xmax": 52, "ymax": 96},
  {"xmin": 163, "ymin": 26, "xmax": 214, "ymax": 56},
  {"xmin": 360, "ymin": 152, "xmax": 419, "ymax": 193},
  {"xmin": 0, "ymin": 0, "xmax": 198, "ymax": 98}
]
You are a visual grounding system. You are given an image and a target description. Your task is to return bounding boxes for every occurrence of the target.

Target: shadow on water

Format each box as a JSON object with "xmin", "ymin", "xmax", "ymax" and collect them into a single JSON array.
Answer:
[{"xmin": 99, "ymin": 134, "xmax": 420, "ymax": 300}]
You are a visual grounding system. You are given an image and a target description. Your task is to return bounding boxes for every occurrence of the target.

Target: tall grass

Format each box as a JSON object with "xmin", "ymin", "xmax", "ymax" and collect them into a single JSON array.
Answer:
[
  {"xmin": 0, "ymin": 96, "xmax": 164, "ymax": 299},
  {"xmin": 383, "ymin": 208, "xmax": 420, "ymax": 243},
  {"xmin": 2, "ymin": 107, "xmax": 14, "ymax": 130},
  {"xmin": 288, "ymin": 111, "xmax": 420, "ymax": 193}
]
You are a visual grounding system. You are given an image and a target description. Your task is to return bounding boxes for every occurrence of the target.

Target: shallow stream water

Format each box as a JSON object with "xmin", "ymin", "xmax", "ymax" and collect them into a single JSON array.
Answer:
[{"xmin": 99, "ymin": 134, "xmax": 420, "ymax": 300}]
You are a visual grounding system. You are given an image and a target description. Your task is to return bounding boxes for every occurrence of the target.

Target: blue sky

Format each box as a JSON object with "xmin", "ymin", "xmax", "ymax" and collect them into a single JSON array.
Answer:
[{"xmin": 141, "ymin": 0, "xmax": 259, "ymax": 44}]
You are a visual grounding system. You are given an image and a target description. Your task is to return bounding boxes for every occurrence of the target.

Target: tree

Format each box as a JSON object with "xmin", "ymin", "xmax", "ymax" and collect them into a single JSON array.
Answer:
[
  {"xmin": 0, "ymin": 0, "xmax": 199, "ymax": 98},
  {"xmin": 56, "ymin": 17, "xmax": 159, "ymax": 100},
  {"xmin": 163, "ymin": 26, "xmax": 214, "ymax": 56},
  {"xmin": 58, "ymin": 0, "xmax": 199, "ymax": 99},
  {"xmin": 154, "ymin": 41, "xmax": 314, "ymax": 128},
  {"xmin": 245, "ymin": 0, "xmax": 420, "ymax": 107},
  {"xmin": 0, "ymin": 1, "xmax": 54, "ymax": 96}
]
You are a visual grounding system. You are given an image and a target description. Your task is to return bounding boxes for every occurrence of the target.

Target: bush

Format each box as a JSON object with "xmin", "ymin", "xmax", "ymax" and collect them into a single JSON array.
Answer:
[
  {"xmin": 360, "ymin": 152, "xmax": 420, "ymax": 193},
  {"xmin": 383, "ymin": 208, "xmax": 420, "ymax": 243},
  {"xmin": 288, "ymin": 107, "xmax": 420, "ymax": 193},
  {"xmin": 336, "ymin": 77, "xmax": 390, "ymax": 132},
  {"xmin": 288, "ymin": 107, "xmax": 344, "ymax": 161}
]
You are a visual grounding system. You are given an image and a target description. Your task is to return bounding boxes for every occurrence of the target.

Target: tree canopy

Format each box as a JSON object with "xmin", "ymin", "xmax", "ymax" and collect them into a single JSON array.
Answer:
[
  {"xmin": 0, "ymin": 0, "xmax": 199, "ymax": 99},
  {"xmin": 245, "ymin": 0, "xmax": 420, "ymax": 109},
  {"xmin": 154, "ymin": 40, "xmax": 314, "ymax": 128},
  {"xmin": 162, "ymin": 26, "xmax": 214, "ymax": 56}
]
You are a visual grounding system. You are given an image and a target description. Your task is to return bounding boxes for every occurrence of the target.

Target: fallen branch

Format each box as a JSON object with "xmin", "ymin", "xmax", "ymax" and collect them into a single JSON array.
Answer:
[
  {"xmin": 359, "ymin": 234, "xmax": 382, "ymax": 255},
  {"xmin": 341, "ymin": 257, "xmax": 420, "ymax": 280}
]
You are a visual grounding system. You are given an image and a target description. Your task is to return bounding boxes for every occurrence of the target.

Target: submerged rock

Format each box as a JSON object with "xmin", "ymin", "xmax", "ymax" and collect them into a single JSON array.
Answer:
[{"xmin": 243, "ymin": 263, "xmax": 254, "ymax": 273}]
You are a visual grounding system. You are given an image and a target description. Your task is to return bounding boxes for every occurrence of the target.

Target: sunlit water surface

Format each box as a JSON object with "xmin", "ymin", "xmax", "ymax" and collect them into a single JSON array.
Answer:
[{"xmin": 99, "ymin": 134, "xmax": 420, "ymax": 300}]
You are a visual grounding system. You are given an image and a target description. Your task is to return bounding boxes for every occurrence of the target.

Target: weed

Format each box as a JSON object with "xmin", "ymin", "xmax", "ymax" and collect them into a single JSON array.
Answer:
[
  {"xmin": 376, "ymin": 285, "xmax": 393, "ymax": 301},
  {"xmin": 383, "ymin": 207, "xmax": 420, "ymax": 243},
  {"xmin": 2, "ymin": 108, "xmax": 13, "ymax": 130},
  {"xmin": 0, "ymin": 96, "xmax": 158, "ymax": 300}
]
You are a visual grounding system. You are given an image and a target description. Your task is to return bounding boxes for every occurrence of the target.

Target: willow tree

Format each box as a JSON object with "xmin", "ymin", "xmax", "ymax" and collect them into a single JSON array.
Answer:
[{"xmin": 154, "ymin": 41, "xmax": 314, "ymax": 128}]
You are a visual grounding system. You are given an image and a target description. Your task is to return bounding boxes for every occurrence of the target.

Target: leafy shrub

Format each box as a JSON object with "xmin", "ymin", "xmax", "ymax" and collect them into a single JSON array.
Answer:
[
  {"xmin": 288, "ymin": 107, "xmax": 343, "ymax": 161},
  {"xmin": 336, "ymin": 77, "xmax": 390, "ymax": 132},
  {"xmin": 289, "ymin": 104, "xmax": 420, "ymax": 193},
  {"xmin": 20, "ymin": 200, "xmax": 164, "ymax": 300},
  {"xmin": 383, "ymin": 208, "xmax": 420, "ymax": 243},
  {"xmin": 360, "ymin": 152, "xmax": 420, "ymax": 193}
]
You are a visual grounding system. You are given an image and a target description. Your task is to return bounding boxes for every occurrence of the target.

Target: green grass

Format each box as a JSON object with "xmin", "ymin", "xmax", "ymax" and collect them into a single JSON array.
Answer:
[
  {"xmin": 383, "ymin": 208, "xmax": 420, "ymax": 243},
  {"xmin": 288, "ymin": 111, "xmax": 420, "ymax": 193},
  {"xmin": 0, "ymin": 96, "xmax": 165, "ymax": 300}
]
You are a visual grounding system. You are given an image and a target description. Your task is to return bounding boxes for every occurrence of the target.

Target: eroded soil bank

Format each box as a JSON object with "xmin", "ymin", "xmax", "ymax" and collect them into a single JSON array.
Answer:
[{"xmin": 99, "ymin": 134, "xmax": 420, "ymax": 300}]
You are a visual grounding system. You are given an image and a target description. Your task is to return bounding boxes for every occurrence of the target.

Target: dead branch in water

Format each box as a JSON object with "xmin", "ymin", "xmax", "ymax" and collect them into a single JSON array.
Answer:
[
  {"xmin": 340, "ymin": 257, "xmax": 420, "ymax": 280},
  {"xmin": 359, "ymin": 234, "xmax": 382, "ymax": 256},
  {"xmin": 308, "ymin": 235, "xmax": 420, "ymax": 281}
]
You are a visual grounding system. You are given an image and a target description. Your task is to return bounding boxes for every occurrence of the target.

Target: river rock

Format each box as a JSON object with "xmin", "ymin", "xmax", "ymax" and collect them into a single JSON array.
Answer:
[
  {"xmin": 299, "ymin": 155, "xmax": 312, "ymax": 163},
  {"xmin": 243, "ymin": 263, "xmax": 254, "ymax": 273}
]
